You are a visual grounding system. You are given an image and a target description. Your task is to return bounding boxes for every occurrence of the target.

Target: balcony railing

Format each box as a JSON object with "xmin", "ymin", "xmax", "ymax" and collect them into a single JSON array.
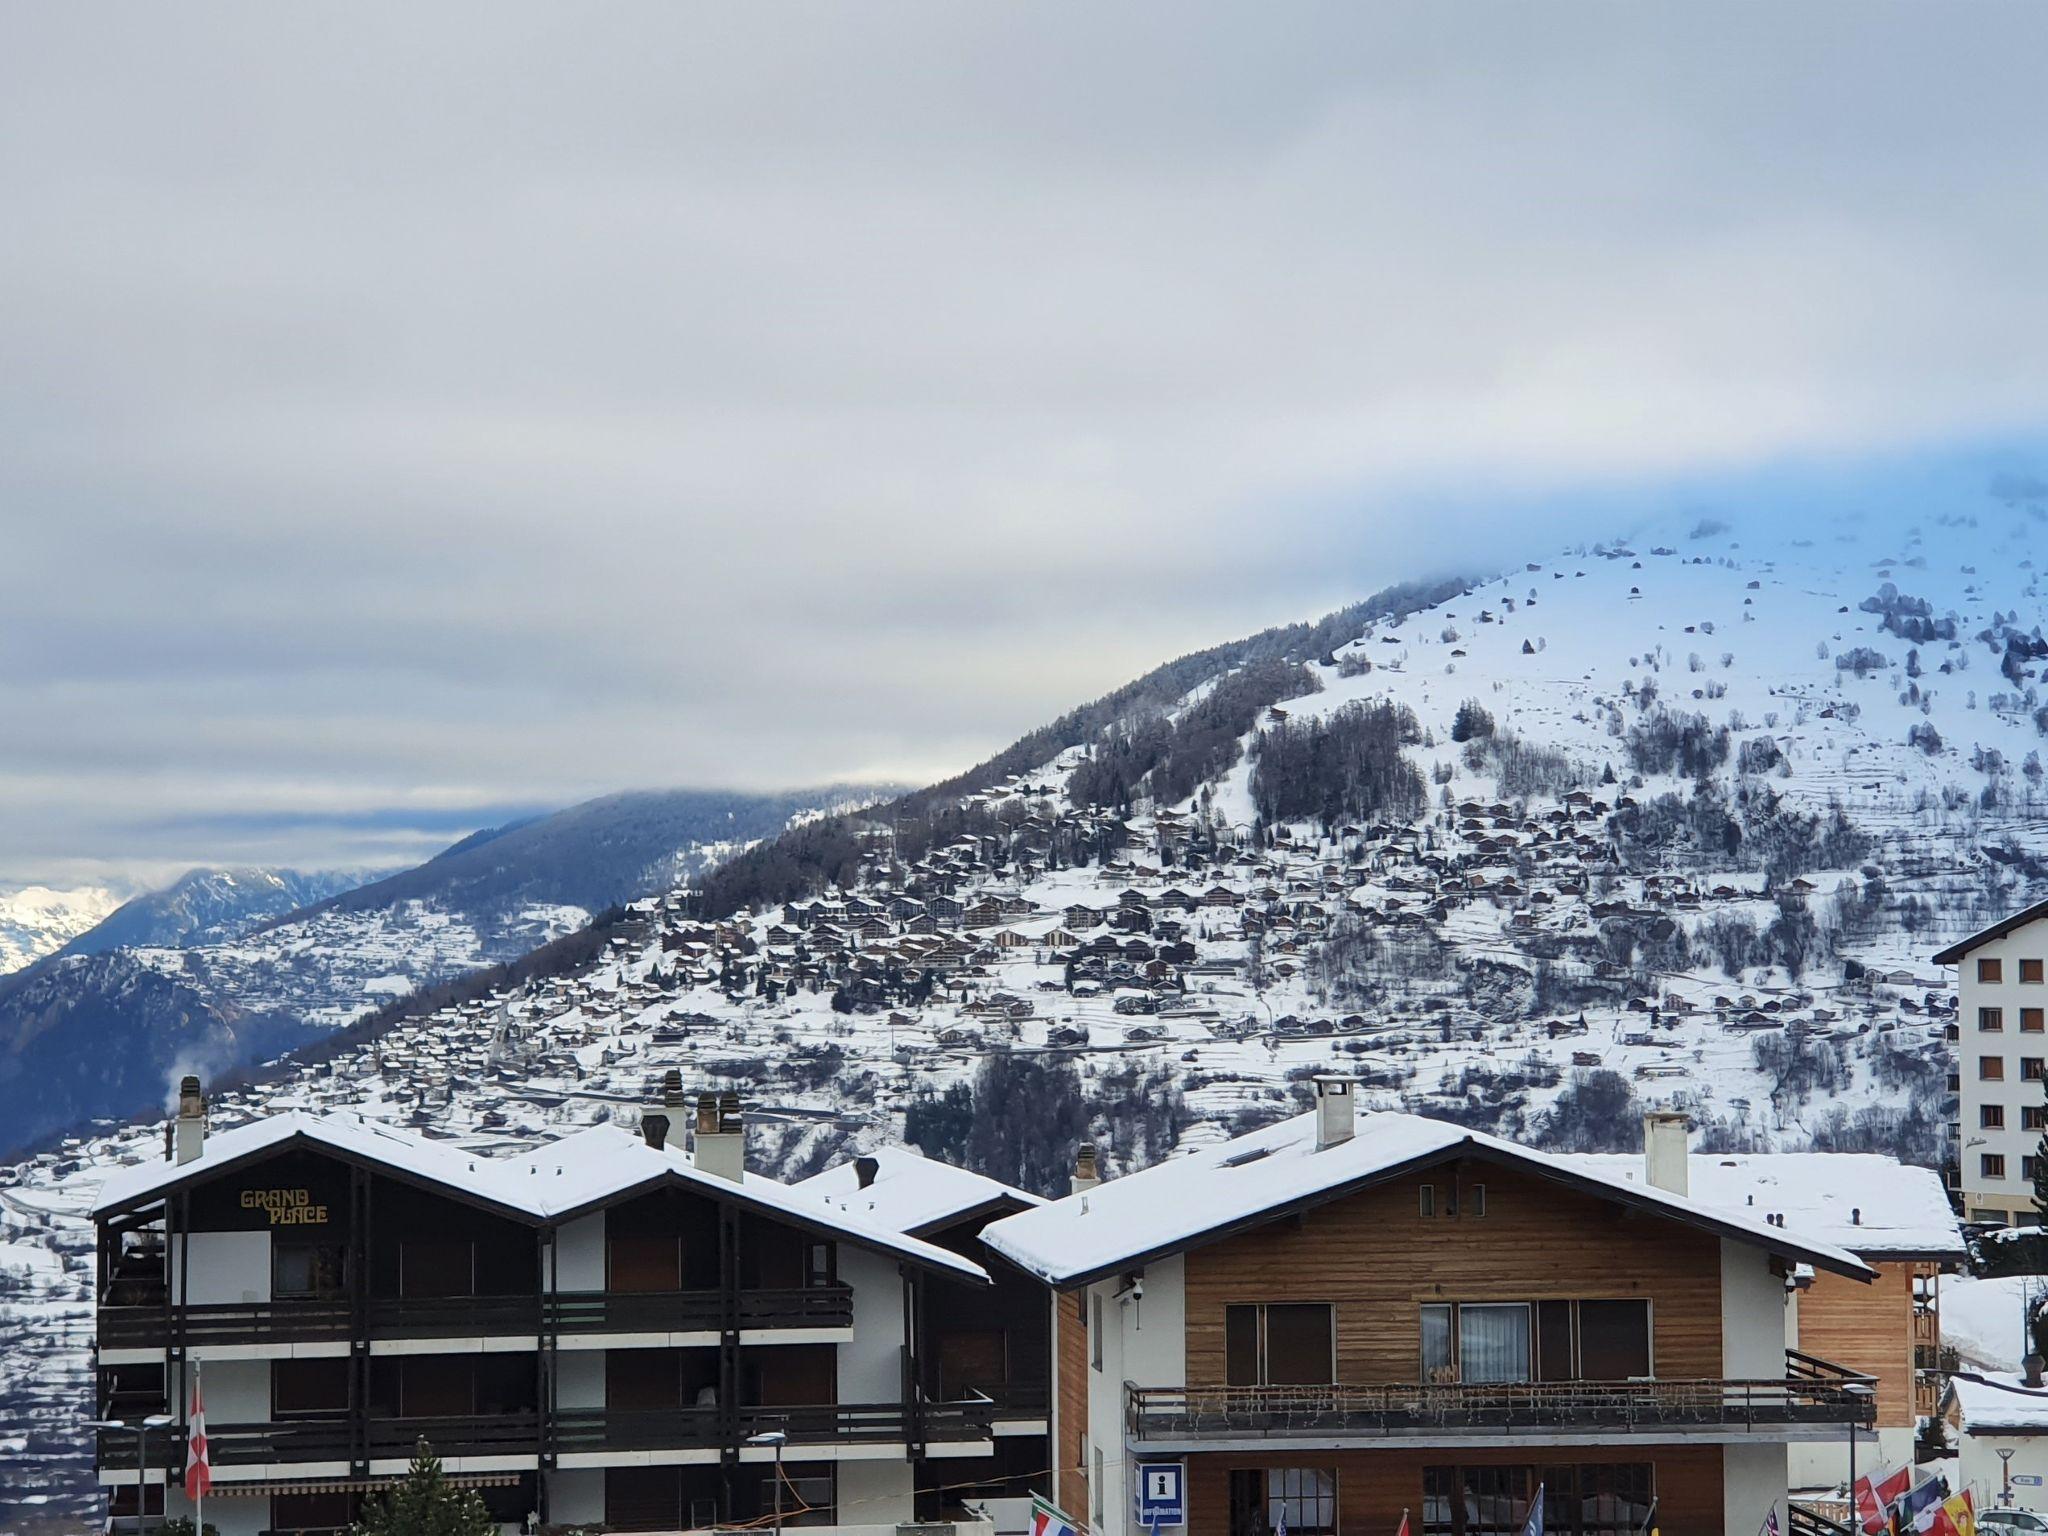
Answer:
[
  {"xmin": 97, "ymin": 1284, "xmax": 854, "ymax": 1349},
  {"xmin": 553, "ymin": 1394, "xmax": 994, "ymax": 1454},
  {"xmin": 1124, "ymin": 1355, "xmax": 1876, "ymax": 1443},
  {"xmin": 98, "ymin": 1413, "xmax": 541, "ymax": 1469}
]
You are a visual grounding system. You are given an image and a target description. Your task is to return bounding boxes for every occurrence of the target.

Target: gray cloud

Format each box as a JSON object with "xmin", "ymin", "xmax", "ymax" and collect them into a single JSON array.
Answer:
[{"xmin": 5, "ymin": 2, "xmax": 2048, "ymax": 883}]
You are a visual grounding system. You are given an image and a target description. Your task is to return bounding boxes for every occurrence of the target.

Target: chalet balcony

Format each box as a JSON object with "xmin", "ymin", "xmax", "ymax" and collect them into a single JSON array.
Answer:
[
  {"xmin": 97, "ymin": 1412, "xmax": 541, "ymax": 1470},
  {"xmin": 1123, "ymin": 1353, "xmax": 1876, "ymax": 1447},
  {"xmin": 96, "ymin": 1284, "xmax": 853, "ymax": 1351},
  {"xmin": 551, "ymin": 1394, "xmax": 995, "ymax": 1456}
]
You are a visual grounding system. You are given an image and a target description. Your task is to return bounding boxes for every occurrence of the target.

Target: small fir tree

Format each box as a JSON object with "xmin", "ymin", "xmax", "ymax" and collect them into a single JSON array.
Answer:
[{"xmin": 351, "ymin": 1441, "xmax": 497, "ymax": 1536}]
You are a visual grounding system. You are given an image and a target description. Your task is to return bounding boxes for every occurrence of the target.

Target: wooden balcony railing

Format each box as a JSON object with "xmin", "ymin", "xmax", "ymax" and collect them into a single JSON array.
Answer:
[
  {"xmin": 98, "ymin": 1413, "xmax": 541, "ymax": 1469},
  {"xmin": 1125, "ymin": 1354, "xmax": 1876, "ymax": 1442},
  {"xmin": 98, "ymin": 1284, "xmax": 854, "ymax": 1349}
]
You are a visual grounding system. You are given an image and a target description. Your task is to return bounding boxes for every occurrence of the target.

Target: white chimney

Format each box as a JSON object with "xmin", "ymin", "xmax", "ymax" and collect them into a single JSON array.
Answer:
[
  {"xmin": 1071, "ymin": 1144, "xmax": 1100, "ymax": 1195},
  {"xmin": 1312, "ymin": 1074, "xmax": 1356, "ymax": 1151},
  {"xmin": 173, "ymin": 1076, "xmax": 206, "ymax": 1166},
  {"xmin": 692, "ymin": 1090, "xmax": 745, "ymax": 1182},
  {"xmin": 1643, "ymin": 1111, "xmax": 1689, "ymax": 1196}
]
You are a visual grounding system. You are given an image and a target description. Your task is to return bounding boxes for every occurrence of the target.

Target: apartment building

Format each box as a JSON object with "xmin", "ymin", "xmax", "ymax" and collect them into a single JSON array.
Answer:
[
  {"xmin": 1936, "ymin": 900, "xmax": 2048, "ymax": 1225},
  {"xmin": 91, "ymin": 1077, "xmax": 1007, "ymax": 1534},
  {"xmin": 983, "ymin": 1082, "xmax": 1886, "ymax": 1536}
]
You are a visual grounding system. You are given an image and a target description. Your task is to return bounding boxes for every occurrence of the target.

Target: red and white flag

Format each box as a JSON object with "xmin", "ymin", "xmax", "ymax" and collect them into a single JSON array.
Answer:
[
  {"xmin": 1396, "ymin": 1510, "xmax": 1411, "ymax": 1536},
  {"xmin": 185, "ymin": 1369, "xmax": 212, "ymax": 1499}
]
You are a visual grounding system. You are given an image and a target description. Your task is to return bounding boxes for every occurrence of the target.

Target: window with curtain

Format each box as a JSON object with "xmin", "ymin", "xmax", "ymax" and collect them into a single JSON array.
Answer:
[
  {"xmin": 1266, "ymin": 1468, "xmax": 1338, "ymax": 1536},
  {"xmin": 1457, "ymin": 1303, "xmax": 1532, "ymax": 1383},
  {"xmin": 1421, "ymin": 1303, "xmax": 1453, "ymax": 1381}
]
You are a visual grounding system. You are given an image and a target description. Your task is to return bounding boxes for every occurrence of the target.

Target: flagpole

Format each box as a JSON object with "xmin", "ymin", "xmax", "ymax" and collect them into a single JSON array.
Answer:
[{"xmin": 193, "ymin": 1358, "xmax": 202, "ymax": 1536}]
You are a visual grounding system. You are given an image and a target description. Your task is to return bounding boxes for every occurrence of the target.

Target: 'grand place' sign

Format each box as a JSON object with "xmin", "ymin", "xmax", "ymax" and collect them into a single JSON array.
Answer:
[{"xmin": 241, "ymin": 1187, "xmax": 331, "ymax": 1226}]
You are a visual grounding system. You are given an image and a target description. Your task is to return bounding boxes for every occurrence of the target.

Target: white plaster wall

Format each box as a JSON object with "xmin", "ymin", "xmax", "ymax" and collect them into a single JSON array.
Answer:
[
  {"xmin": 556, "ymin": 1349, "xmax": 606, "ymax": 1410},
  {"xmin": 1121, "ymin": 1256, "xmax": 1184, "ymax": 1392},
  {"xmin": 1788, "ymin": 1427, "xmax": 1915, "ymax": 1492},
  {"xmin": 842, "ymin": 1246, "xmax": 906, "ymax": 1403},
  {"xmin": 1720, "ymin": 1239, "xmax": 1791, "ymax": 1380},
  {"xmin": 170, "ymin": 1231, "xmax": 270, "ymax": 1304},
  {"xmin": 1081, "ymin": 1277, "xmax": 1129, "ymax": 1536},
  {"xmin": 839, "ymin": 1456, "xmax": 916, "ymax": 1526},
  {"xmin": 1723, "ymin": 1442, "xmax": 1789, "ymax": 1536},
  {"xmin": 1960, "ymin": 1430, "xmax": 2048, "ymax": 1513},
  {"xmin": 548, "ymin": 1466, "xmax": 606, "ymax": 1524},
  {"xmin": 554, "ymin": 1212, "xmax": 606, "ymax": 1291}
]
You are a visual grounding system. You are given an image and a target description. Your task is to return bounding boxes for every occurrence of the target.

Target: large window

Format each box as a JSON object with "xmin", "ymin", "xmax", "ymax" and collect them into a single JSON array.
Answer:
[
  {"xmin": 274, "ymin": 1242, "xmax": 346, "ymax": 1298},
  {"xmin": 1422, "ymin": 1300, "xmax": 1649, "ymax": 1383},
  {"xmin": 273, "ymin": 1357, "xmax": 350, "ymax": 1417},
  {"xmin": 1424, "ymin": 1464, "xmax": 1652, "ymax": 1536},
  {"xmin": 1228, "ymin": 1469, "xmax": 1337, "ymax": 1536},
  {"xmin": 1981, "ymin": 958, "xmax": 2005, "ymax": 983},
  {"xmin": 1226, "ymin": 1303, "xmax": 1335, "ymax": 1385}
]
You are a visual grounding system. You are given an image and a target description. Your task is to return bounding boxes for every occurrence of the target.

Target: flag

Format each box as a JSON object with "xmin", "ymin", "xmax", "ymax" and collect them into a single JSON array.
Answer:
[
  {"xmin": 184, "ymin": 1366, "xmax": 212, "ymax": 1498},
  {"xmin": 1897, "ymin": 1478, "xmax": 1943, "ymax": 1534},
  {"xmin": 1031, "ymin": 1496, "xmax": 1081, "ymax": 1536},
  {"xmin": 1760, "ymin": 1506, "xmax": 1780, "ymax": 1536},
  {"xmin": 1396, "ymin": 1510, "xmax": 1411, "ymax": 1536},
  {"xmin": 1855, "ymin": 1467, "xmax": 1914, "ymax": 1535},
  {"xmin": 1922, "ymin": 1491, "xmax": 1975, "ymax": 1536},
  {"xmin": 1521, "ymin": 1483, "xmax": 1546, "ymax": 1536}
]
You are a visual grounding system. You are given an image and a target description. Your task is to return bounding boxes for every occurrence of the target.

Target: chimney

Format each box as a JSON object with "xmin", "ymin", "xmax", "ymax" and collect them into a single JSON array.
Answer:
[
  {"xmin": 2026, "ymin": 1354, "xmax": 2045, "ymax": 1390},
  {"xmin": 173, "ymin": 1076, "xmax": 206, "ymax": 1166},
  {"xmin": 854, "ymin": 1155, "xmax": 880, "ymax": 1190},
  {"xmin": 1643, "ymin": 1111, "xmax": 1689, "ymax": 1196},
  {"xmin": 1312, "ymin": 1075, "xmax": 1356, "ymax": 1152},
  {"xmin": 1071, "ymin": 1144, "xmax": 1100, "ymax": 1195},
  {"xmin": 693, "ymin": 1089, "xmax": 745, "ymax": 1182}
]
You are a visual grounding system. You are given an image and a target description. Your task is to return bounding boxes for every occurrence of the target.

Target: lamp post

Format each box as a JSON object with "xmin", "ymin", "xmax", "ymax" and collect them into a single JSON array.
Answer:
[
  {"xmin": 747, "ymin": 1430, "xmax": 789, "ymax": 1536},
  {"xmin": 1999, "ymin": 1448, "xmax": 2017, "ymax": 1508},
  {"xmin": 86, "ymin": 1414, "xmax": 174, "ymax": 1534},
  {"xmin": 1844, "ymin": 1382, "xmax": 1875, "ymax": 1525}
]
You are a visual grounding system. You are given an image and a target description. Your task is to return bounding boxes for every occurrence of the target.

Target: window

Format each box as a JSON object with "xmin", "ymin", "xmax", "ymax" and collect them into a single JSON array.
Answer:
[
  {"xmin": 1089, "ymin": 1294, "xmax": 1103, "ymax": 1372},
  {"xmin": 273, "ymin": 1357, "xmax": 350, "ymax": 1417},
  {"xmin": 1982, "ymin": 958, "xmax": 2005, "ymax": 983},
  {"xmin": 2026, "ymin": 1106, "xmax": 2046, "ymax": 1132},
  {"xmin": 2027, "ymin": 1158, "xmax": 2042, "ymax": 1182},
  {"xmin": 1092, "ymin": 1448, "xmax": 1103, "ymax": 1524},
  {"xmin": 1229, "ymin": 1469, "xmax": 1338, "ymax": 1536},
  {"xmin": 273, "ymin": 1243, "xmax": 346, "ymax": 1298},
  {"xmin": 1420, "ymin": 1184, "xmax": 1437, "ymax": 1218},
  {"xmin": 1470, "ymin": 1184, "xmax": 1488, "ymax": 1218},
  {"xmin": 1458, "ymin": 1303, "xmax": 1532, "ymax": 1384},
  {"xmin": 1984, "ymin": 1105, "xmax": 2008, "ymax": 1130},
  {"xmin": 2026, "ymin": 1009, "xmax": 2045, "ymax": 1033},
  {"xmin": 1576, "ymin": 1300, "xmax": 1653, "ymax": 1380},
  {"xmin": 1983, "ymin": 1056, "xmax": 2007, "ymax": 1081},
  {"xmin": 1423, "ymin": 1464, "xmax": 1652, "ymax": 1536},
  {"xmin": 1429, "ymin": 1300, "xmax": 1646, "ymax": 1384},
  {"xmin": 1983, "ymin": 1007, "xmax": 2006, "ymax": 1032},
  {"xmin": 2026, "ymin": 959, "xmax": 2045, "ymax": 984},
  {"xmin": 1226, "ymin": 1303, "xmax": 1335, "ymax": 1385},
  {"xmin": 2027, "ymin": 1059, "xmax": 2046, "ymax": 1083},
  {"xmin": 1984, "ymin": 1154, "xmax": 2008, "ymax": 1180}
]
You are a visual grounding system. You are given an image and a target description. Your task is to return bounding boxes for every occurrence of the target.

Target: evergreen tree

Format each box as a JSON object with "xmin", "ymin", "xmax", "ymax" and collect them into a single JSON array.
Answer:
[
  {"xmin": 2034, "ymin": 1073, "xmax": 2048, "ymax": 1225},
  {"xmin": 352, "ymin": 1441, "xmax": 497, "ymax": 1536}
]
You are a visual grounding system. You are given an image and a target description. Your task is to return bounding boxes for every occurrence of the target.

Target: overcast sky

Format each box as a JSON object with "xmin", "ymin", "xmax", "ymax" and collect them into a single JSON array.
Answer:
[{"xmin": 5, "ymin": 3, "xmax": 2048, "ymax": 888}]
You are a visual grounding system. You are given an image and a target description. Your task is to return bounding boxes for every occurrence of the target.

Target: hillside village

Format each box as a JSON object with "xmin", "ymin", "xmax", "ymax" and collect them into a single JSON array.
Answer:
[{"xmin": 8, "ymin": 520, "xmax": 2048, "ymax": 1520}]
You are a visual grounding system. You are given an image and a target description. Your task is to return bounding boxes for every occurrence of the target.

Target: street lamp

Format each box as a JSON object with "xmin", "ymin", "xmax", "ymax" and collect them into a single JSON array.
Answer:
[
  {"xmin": 747, "ymin": 1430, "xmax": 789, "ymax": 1536},
  {"xmin": 86, "ymin": 1413, "xmax": 174, "ymax": 1535},
  {"xmin": 1844, "ymin": 1382, "xmax": 1875, "ymax": 1522},
  {"xmin": 1999, "ymin": 1448, "xmax": 2018, "ymax": 1508}
]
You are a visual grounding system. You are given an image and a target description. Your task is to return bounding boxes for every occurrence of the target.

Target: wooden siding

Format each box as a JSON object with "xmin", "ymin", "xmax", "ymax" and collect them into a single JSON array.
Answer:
[
  {"xmin": 1182, "ymin": 1160, "xmax": 1726, "ymax": 1386},
  {"xmin": 1057, "ymin": 1289, "xmax": 1090, "ymax": 1520},
  {"xmin": 1798, "ymin": 1260, "xmax": 1916, "ymax": 1428},
  {"xmin": 1186, "ymin": 1445, "xmax": 1724, "ymax": 1536}
]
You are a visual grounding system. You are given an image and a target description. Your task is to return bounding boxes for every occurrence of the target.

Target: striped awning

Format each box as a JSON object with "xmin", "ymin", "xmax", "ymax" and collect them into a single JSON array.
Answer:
[{"xmin": 212, "ymin": 1472, "xmax": 523, "ymax": 1496}]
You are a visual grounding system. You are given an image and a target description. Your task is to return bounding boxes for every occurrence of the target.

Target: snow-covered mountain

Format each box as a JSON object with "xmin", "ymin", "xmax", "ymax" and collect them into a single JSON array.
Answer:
[
  {"xmin": 7, "ymin": 506, "xmax": 2046, "ymax": 1516},
  {"xmin": 56, "ymin": 867, "xmax": 367, "ymax": 957},
  {"xmin": 0, "ymin": 884, "xmax": 123, "ymax": 977}
]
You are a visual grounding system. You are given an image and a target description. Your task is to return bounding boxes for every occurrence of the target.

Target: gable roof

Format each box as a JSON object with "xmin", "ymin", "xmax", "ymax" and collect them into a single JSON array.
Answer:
[
  {"xmin": 1932, "ymin": 898, "xmax": 2048, "ymax": 965},
  {"xmin": 1946, "ymin": 1371, "xmax": 2048, "ymax": 1435},
  {"xmin": 980, "ymin": 1109, "xmax": 1876, "ymax": 1288},
  {"xmin": 795, "ymin": 1146, "xmax": 1044, "ymax": 1237},
  {"xmin": 92, "ymin": 1112, "xmax": 987, "ymax": 1283},
  {"xmin": 1557, "ymin": 1151, "xmax": 1963, "ymax": 1262}
]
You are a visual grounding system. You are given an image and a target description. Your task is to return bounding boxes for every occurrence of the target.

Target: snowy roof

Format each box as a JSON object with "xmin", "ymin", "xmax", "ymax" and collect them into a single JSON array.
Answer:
[
  {"xmin": 1932, "ymin": 899, "xmax": 2048, "ymax": 966},
  {"xmin": 92, "ymin": 1112, "xmax": 986, "ymax": 1282},
  {"xmin": 1947, "ymin": 1372, "xmax": 2048, "ymax": 1435},
  {"xmin": 795, "ymin": 1145, "xmax": 1044, "ymax": 1236},
  {"xmin": 1558, "ymin": 1152, "xmax": 1964, "ymax": 1261},
  {"xmin": 980, "ymin": 1108, "xmax": 1876, "ymax": 1288}
]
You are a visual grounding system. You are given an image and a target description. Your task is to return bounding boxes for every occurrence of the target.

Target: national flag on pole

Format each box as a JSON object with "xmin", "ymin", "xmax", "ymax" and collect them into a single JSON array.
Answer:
[
  {"xmin": 1396, "ymin": 1509, "xmax": 1411, "ymax": 1536},
  {"xmin": 184, "ymin": 1367, "xmax": 212, "ymax": 1498},
  {"xmin": 1520, "ymin": 1483, "xmax": 1545, "ymax": 1536},
  {"xmin": 1896, "ymin": 1478, "xmax": 1943, "ymax": 1534},
  {"xmin": 1854, "ymin": 1467, "xmax": 1914, "ymax": 1535},
  {"xmin": 1920, "ymin": 1491, "xmax": 1976, "ymax": 1536},
  {"xmin": 1031, "ymin": 1495, "xmax": 1081, "ymax": 1536},
  {"xmin": 1759, "ymin": 1505, "xmax": 1780, "ymax": 1536}
]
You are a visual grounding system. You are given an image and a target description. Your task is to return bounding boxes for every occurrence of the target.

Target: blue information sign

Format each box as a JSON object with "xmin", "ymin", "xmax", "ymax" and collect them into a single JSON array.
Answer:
[{"xmin": 1136, "ymin": 1463, "xmax": 1186, "ymax": 1527}]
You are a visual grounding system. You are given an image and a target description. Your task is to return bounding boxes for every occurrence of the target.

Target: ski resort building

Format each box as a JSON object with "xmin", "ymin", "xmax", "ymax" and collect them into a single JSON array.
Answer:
[
  {"xmin": 89, "ymin": 1077, "xmax": 1022, "ymax": 1535},
  {"xmin": 1935, "ymin": 901, "xmax": 2048, "ymax": 1226},
  {"xmin": 982, "ymin": 1083, "xmax": 1929, "ymax": 1536}
]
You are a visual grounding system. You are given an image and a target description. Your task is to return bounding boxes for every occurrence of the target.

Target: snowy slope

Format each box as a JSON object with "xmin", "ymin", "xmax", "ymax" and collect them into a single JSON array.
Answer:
[{"xmin": 0, "ymin": 885, "xmax": 122, "ymax": 977}]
